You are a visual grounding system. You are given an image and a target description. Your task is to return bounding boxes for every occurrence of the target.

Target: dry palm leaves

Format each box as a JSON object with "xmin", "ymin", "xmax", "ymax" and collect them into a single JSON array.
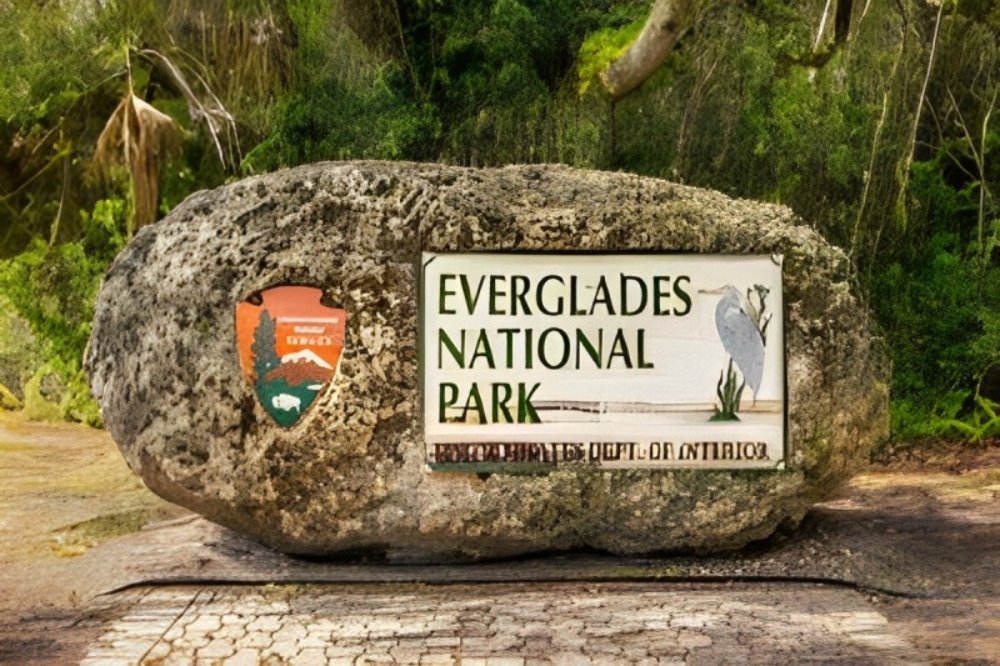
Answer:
[
  {"xmin": 93, "ymin": 94, "xmax": 181, "ymax": 236},
  {"xmin": 93, "ymin": 45, "xmax": 240, "ymax": 236}
]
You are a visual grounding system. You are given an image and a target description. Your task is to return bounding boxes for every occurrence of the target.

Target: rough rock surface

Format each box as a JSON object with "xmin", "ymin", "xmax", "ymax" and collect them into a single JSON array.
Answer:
[{"xmin": 85, "ymin": 161, "xmax": 888, "ymax": 559}]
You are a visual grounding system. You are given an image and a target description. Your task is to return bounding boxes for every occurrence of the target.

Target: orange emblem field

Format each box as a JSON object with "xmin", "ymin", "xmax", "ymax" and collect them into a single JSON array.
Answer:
[{"xmin": 235, "ymin": 286, "xmax": 346, "ymax": 427}]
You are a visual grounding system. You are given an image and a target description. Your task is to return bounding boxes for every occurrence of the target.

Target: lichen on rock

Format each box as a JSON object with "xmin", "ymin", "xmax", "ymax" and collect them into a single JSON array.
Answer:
[{"xmin": 85, "ymin": 161, "xmax": 888, "ymax": 560}]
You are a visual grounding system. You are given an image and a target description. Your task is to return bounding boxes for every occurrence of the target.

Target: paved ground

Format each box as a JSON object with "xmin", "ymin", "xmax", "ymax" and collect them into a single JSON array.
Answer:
[
  {"xmin": 1, "ymin": 413, "xmax": 998, "ymax": 664},
  {"xmin": 83, "ymin": 583, "xmax": 925, "ymax": 665}
]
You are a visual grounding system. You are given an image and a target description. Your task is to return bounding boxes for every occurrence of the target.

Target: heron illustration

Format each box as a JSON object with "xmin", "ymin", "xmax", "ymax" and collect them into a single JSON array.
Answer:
[{"xmin": 701, "ymin": 285, "xmax": 770, "ymax": 419}]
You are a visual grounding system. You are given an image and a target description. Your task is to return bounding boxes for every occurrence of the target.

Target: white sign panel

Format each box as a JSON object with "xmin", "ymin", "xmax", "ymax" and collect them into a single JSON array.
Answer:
[{"xmin": 421, "ymin": 253, "xmax": 785, "ymax": 471}]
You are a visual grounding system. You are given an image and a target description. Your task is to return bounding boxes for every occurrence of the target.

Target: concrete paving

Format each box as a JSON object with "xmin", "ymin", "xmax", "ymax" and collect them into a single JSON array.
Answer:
[{"xmin": 82, "ymin": 583, "xmax": 923, "ymax": 665}]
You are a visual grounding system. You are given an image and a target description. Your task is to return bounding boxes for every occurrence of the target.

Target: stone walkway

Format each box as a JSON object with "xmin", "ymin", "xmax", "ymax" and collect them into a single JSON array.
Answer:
[{"xmin": 82, "ymin": 582, "xmax": 922, "ymax": 665}]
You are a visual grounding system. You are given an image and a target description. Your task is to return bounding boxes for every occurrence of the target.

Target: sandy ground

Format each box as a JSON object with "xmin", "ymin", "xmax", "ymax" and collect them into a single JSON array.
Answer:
[
  {"xmin": 0, "ymin": 412, "xmax": 186, "ymax": 662},
  {"xmin": 0, "ymin": 411, "xmax": 997, "ymax": 664}
]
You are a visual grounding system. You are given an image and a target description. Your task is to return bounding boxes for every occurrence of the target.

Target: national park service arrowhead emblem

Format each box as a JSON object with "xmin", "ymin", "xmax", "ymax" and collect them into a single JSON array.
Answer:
[{"xmin": 236, "ymin": 286, "xmax": 346, "ymax": 427}]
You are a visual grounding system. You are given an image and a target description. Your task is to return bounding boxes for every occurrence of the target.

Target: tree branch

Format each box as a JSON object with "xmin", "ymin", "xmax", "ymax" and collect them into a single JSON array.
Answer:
[
  {"xmin": 813, "ymin": 0, "xmax": 834, "ymax": 52},
  {"xmin": 895, "ymin": 0, "xmax": 945, "ymax": 230},
  {"xmin": 600, "ymin": 0, "xmax": 694, "ymax": 100}
]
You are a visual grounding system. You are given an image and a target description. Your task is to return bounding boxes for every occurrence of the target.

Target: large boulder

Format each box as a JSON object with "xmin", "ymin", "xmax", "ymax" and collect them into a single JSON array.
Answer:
[{"xmin": 85, "ymin": 161, "xmax": 888, "ymax": 559}]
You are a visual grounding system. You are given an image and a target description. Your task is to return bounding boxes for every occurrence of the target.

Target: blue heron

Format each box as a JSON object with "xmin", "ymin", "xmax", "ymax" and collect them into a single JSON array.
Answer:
[{"xmin": 706, "ymin": 285, "xmax": 765, "ymax": 398}]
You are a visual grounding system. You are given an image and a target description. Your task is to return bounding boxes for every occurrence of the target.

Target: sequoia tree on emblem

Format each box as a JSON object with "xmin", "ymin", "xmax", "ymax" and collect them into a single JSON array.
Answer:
[{"xmin": 235, "ymin": 286, "xmax": 346, "ymax": 427}]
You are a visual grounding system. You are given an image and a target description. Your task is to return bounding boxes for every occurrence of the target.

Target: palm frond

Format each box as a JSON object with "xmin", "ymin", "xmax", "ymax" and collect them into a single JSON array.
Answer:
[{"xmin": 93, "ymin": 94, "xmax": 181, "ymax": 236}]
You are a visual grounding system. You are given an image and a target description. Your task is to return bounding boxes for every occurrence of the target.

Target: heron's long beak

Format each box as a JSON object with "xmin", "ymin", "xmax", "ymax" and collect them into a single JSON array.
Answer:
[{"xmin": 698, "ymin": 286, "xmax": 726, "ymax": 295}]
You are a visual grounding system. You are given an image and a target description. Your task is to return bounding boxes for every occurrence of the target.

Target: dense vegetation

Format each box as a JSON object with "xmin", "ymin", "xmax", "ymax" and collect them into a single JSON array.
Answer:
[{"xmin": 1, "ymin": 0, "xmax": 998, "ymax": 443}]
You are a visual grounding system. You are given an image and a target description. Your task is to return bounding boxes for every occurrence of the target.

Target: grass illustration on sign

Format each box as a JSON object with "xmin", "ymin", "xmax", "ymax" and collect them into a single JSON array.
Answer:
[{"xmin": 236, "ymin": 286, "xmax": 345, "ymax": 427}]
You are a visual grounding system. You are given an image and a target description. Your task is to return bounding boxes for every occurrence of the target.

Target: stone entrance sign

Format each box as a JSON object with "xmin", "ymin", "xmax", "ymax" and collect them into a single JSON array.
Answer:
[
  {"xmin": 422, "ymin": 253, "xmax": 785, "ymax": 471},
  {"xmin": 85, "ymin": 162, "xmax": 888, "ymax": 559}
]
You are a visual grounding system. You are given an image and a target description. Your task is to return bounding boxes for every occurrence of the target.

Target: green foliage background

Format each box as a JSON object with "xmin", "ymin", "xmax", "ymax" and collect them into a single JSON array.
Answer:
[{"xmin": 1, "ymin": 0, "xmax": 998, "ymax": 444}]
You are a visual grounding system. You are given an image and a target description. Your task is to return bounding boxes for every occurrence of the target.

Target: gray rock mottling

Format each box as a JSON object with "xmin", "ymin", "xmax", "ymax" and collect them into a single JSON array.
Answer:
[{"xmin": 85, "ymin": 161, "xmax": 888, "ymax": 559}]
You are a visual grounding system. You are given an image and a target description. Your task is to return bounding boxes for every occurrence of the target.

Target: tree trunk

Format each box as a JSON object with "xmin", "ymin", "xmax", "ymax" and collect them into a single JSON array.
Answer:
[
  {"xmin": 834, "ymin": 0, "xmax": 854, "ymax": 45},
  {"xmin": 895, "ymin": 0, "xmax": 945, "ymax": 231},
  {"xmin": 600, "ymin": 0, "xmax": 694, "ymax": 100}
]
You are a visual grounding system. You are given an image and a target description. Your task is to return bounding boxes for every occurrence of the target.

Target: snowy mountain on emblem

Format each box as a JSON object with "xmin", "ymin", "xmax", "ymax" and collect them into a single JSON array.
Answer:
[{"xmin": 281, "ymin": 349, "xmax": 333, "ymax": 369}]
